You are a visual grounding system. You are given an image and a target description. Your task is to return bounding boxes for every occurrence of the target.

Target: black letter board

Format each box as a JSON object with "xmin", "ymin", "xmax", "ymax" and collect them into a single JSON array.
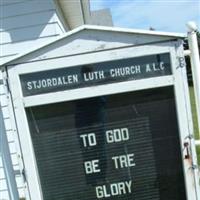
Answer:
[
  {"xmin": 26, "ymin": 86, "xmax": 186, "ymax": 200},
  {"xmin": 20, "ymin": 53, "xmax": 171, "ymax": 96}
]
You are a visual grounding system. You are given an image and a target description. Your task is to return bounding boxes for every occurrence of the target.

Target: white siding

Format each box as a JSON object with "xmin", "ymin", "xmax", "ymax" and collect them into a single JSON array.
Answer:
[
  {"xmin": 0, "ymin": 179, "xmax": 9, "ymax": 200},
  {"xmin": 0, "ymin": 1, "xmax": 67, "ymax": 199},
  {"xmin": 0, "ymin": 0, "xmax": 66, "ymax": 62},
  {"xmin": 0, "ymin": 72, "xmax": 9, "ymax": 200},
  {"xmin": 0, "ymin": 71, "xmax": 25, "ymax": 200},
  {"xmin": 13, "ymin": 29, "xmax": 174, "ymax": 64}
]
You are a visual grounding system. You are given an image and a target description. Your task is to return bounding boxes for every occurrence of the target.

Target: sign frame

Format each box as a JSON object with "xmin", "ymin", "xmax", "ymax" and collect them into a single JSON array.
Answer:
[
  {"xmin": 19, "ymin": 53, "xmax": 172, "ymax": 96},
  {"xmin": 7, "ymin": 40, "xmax": 200, "ymax": 200}
]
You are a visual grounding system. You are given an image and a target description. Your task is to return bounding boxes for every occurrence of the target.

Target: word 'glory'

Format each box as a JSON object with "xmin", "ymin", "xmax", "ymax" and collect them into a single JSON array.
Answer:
[
  {"xmin": 96, "ymin": 180, "xmax": 132, "ymax": 199},
  {"xmin": 25, "ymin": 62, "xmax": 165, "ymax": 90}
]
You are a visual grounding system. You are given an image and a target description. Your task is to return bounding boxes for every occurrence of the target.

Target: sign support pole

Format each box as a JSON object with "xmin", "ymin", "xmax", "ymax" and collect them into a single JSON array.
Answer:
[
  {"xmin": 0, "ymin": 105, "xmax": 20, "ymax": 200},
  {"xmin": 187, "ymin": 21, "xmax": 200, "ymax": 140}
]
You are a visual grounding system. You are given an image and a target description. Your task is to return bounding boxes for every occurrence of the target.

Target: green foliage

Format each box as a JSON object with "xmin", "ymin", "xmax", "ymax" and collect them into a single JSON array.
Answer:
[{"xmin": 189, "ymin": 87, "xmax": 200, "ymax": 164}]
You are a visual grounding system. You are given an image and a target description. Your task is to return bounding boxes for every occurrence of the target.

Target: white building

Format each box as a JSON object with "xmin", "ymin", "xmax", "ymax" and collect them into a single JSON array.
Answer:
[
  {"xmin": 0, "ymin": 1, "xmax": 112, "ymax": 199},
  {"xmin": 0, "ymin": 1, "xmax": 199, "ymax": 200}
]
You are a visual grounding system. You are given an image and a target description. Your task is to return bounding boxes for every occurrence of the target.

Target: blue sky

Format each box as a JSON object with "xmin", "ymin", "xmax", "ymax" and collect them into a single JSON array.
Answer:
[{"xmin": 90, "ymin": 0, "xmax": 200, "ymax": 33}]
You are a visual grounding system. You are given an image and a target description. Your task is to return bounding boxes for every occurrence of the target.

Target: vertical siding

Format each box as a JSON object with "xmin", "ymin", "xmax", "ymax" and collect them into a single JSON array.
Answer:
[{"xmin": 0, "ymin": 0, "xmax": 66, "ymax": 63}]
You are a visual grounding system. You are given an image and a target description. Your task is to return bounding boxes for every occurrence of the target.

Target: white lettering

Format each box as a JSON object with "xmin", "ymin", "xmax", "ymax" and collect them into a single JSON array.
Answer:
[
  {"xmin": 112, "ymin": 154, "xmax": 135, "ymax": 169},
  {"xmin": 26, "ymin": 75, "xmax": 79, "ymax": 90},
  {"xmin": 68, "ymin": 75, "xmax": 73, "ymax": 83},
  {"xmin": 46, "ymin": 79, "xmax": 52, "ymax": 87},
  {"xmin": 125, "ymin": 181, "xmax": 132, "ymax": 193},
  {"xmin": 110, "ymin": 66, "xmax": 141, "ymax": 77},
  {"xmin": 96, "ymin": 181, "xmax": 132, "ymax": 198},
  {"xmin": 146, "ymin": 64, "xmax": 152, "ymax": 72},
  {"xmin": 52, "ymin": 78, "xmax": 57, "ymax": 86},
  {"xmin": 118, "ymin": 182, "xmax": 126, "ymax": 195},
  {"xmin": 152, "ymin": 63, "xmax": 160, "ymax": 71},
  {"xmin": 80, "ymin": 134, "xmax": 87, "ymax": 147},
  {"xmin": 80, "ymin": 133, "xmax": 97, "ymax": 147},
  {"xmin": 32, "ymin": 81, "xmax": 37, "ymax": 89},
  {"xmin": 84, "ymin": 71, "xmax": 105, "ymax": 81},
  {"xmin": 106, "ymin": 128, "xmax": 129, "ymax": 143},
  {"xmin": 110, "ymin": 184, "xmax": 119, "ymax": 196},
  {"xmin": 96, "ymin": 186, "xmax": 104, "ymax": 198},
  {"xmin": 146, "ymin": 62, "xmax": 165, "ymax": 72},
  {"xmin": 57, "ymin": 77, "xmax": 63, "ymax": 86},
  {"xmin": 84, "ymin": 160, "xmax": 100, "ymax": 174},
  {"xmin": 27, "ymin": 82, "xmax": 32, "ymax": 90},
  {"xmin": 160, "ymin": 62, "xmax": 165, "ymax": 70},
  {"xmin": 103, "ymin": 185, "xmax": 110, "ymax": 198},
  {"xmin": 72, "ymin": 74, "xmax": 78, "ymax": 83},
  {"xmin": 41, "ymin": 79, "xmax": 47, "ymax": 88}
]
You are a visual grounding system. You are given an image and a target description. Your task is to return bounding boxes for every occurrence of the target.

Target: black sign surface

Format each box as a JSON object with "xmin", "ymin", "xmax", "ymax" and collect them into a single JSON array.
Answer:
[
  {"xmin": 20, "ymin": 53, "xmax": 172, "ymax": 96},
  {"xmin": 26, "ymin": 87, "xmax": 186, "ymax": 200}
]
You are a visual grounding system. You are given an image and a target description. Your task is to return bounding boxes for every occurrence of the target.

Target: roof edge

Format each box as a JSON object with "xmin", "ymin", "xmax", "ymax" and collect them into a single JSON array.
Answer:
[
  {"xmin": 0, "ymin": 26, "xmax": 85, "ymax": 67},
  {"xmin": 84, "ymin": 25, "xmax": 186, "ymax": 38},
  {"xmin": 0, "ymin": 25, "xmax": 186, "ymax": 67}
]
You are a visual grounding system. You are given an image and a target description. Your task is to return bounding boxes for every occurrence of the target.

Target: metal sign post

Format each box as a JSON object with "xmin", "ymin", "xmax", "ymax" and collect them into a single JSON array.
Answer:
[
  {"xmin": 0, "ymin": 105, "xmax": 19, "ymax": 200},
  {"xmin": 187, "ymin": 22, "xmax": 200, "ymax": 140}
]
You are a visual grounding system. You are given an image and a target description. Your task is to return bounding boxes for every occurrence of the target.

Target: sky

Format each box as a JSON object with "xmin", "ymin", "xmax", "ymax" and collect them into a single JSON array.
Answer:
[{"xmin": 90, "ymin": 0, "xmax": 200, "ymax": 33}]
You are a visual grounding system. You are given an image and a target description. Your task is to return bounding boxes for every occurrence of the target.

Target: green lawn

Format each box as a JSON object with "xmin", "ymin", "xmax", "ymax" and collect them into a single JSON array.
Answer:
[{"xmin": 189, "ymin": 86, "xmax": 200, "ymax": 164}]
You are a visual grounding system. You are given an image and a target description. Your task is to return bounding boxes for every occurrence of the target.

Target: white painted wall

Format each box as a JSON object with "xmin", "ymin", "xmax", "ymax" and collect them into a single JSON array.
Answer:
[
  {"xmin": 0, "ymin": 71, "xmax": 8, "ymax": 200},
  {"xmin": 0, "ymin": 0, "xmax": 66, "ymax": 63},
  {"xmin": 0, "ymin": 70, "xmax": 25, "ymax": 200},
  {"xmin": 0, "ymin": 0, "xmax": 67, "ymax": 199},
  {"xmin": 0, "ymin": 1, "xmax": 112, "ymax": 199}
]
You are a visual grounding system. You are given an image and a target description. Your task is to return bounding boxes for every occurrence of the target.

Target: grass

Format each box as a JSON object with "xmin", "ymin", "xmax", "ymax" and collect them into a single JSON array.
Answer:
[{"xmin": 189, "ymin": 86, "xmax": 200, "ymax": 165}]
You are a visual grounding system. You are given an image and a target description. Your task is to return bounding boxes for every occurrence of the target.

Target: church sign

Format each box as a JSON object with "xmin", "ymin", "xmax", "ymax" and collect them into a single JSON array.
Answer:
[
  {"xmin": 20, "ymin": 53, "xmax": 171, "ymax": 96},
  {"xmin": 5, "ymin": 29, "xmax": 200, "ymax": 200},
  {"xmin": 26, "ymin": 87, "xmax": 187, "ymax": 200}
]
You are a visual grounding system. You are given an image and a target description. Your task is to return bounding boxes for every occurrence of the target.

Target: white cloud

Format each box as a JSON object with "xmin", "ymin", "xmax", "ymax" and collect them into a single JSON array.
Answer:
[{"xmin": 90, "ymin": 0, "xmax": 200, "ymax": 33}]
